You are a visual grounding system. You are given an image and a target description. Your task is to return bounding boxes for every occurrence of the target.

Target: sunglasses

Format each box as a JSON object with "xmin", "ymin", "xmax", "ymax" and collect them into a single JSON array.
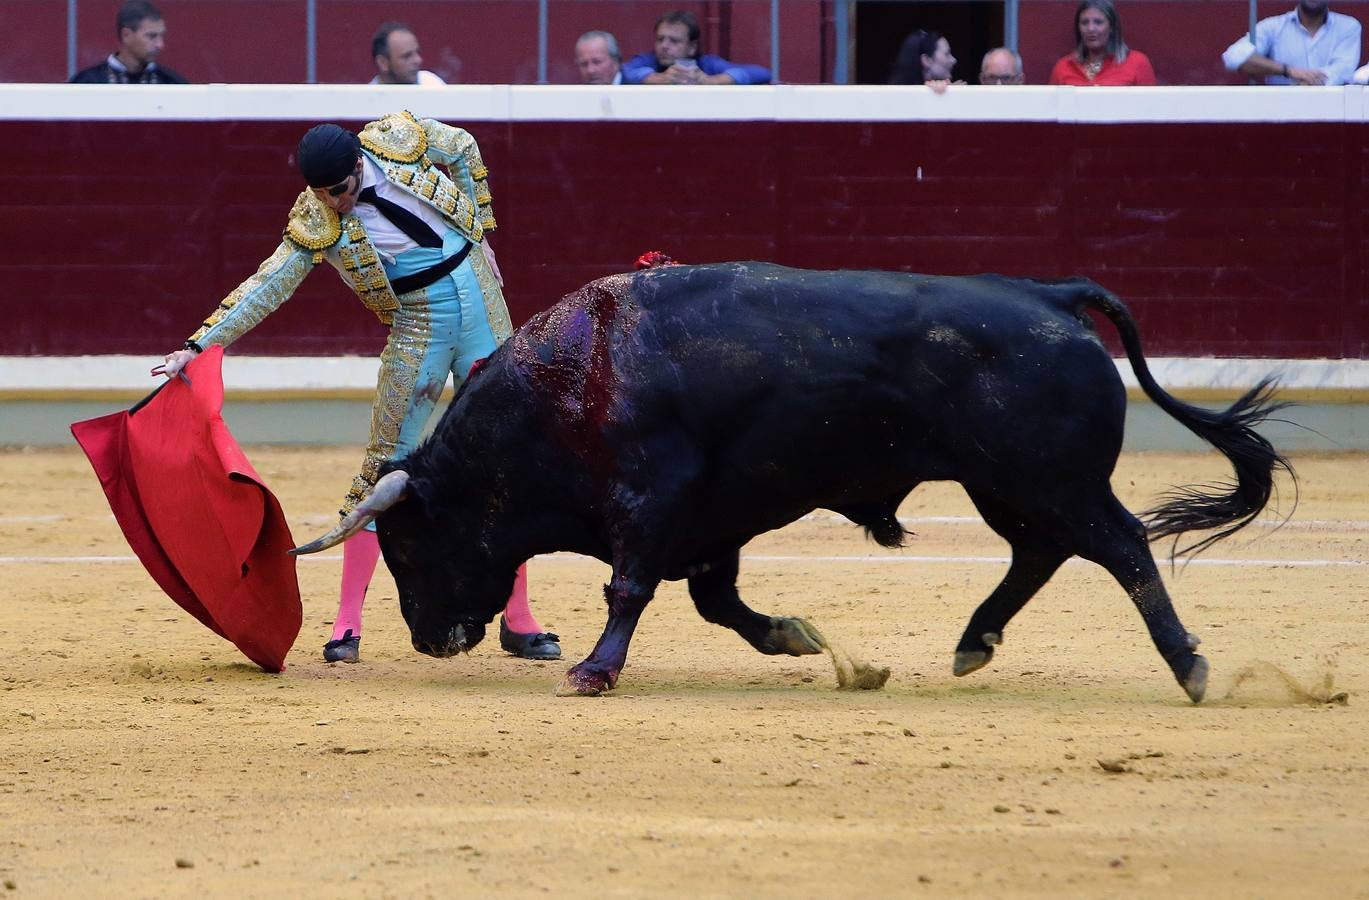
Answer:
[{"xmin": 323, "ymin": 175, "xmax": 354, "ymax": 197}]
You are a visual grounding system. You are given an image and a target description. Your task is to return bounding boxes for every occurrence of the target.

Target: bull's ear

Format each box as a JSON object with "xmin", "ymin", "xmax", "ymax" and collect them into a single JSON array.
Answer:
[{"xmin": 290, "ymin": 470, "xmax": 411, "ymax": 554}]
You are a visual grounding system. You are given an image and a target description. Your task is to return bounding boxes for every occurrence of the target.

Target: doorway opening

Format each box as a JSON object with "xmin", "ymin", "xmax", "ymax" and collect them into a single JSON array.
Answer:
[{"xmin": 855, "ymin": 1, "xmax": 1005, "ymax": 84}]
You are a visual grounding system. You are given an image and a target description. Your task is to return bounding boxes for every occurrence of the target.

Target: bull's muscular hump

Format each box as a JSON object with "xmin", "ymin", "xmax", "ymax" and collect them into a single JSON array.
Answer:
[{"xmin": 298, "ymin": 262, "xmax": 1292, "ymax": 704}]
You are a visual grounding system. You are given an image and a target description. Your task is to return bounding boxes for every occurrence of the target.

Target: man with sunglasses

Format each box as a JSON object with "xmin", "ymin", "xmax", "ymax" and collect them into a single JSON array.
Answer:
[{"xmin": 157, "ymin": 111, "xmax": 561, "ymax": 665}]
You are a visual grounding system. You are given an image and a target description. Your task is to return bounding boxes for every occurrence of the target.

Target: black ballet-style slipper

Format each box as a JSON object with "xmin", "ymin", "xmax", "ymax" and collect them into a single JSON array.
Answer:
[
  {"xmin": 498, "ymin": 616, "xmax": 562, "ymax": 660},
  {"xmin": 323, "ymin": 629, "xmax": 360, "ymax": 663}
]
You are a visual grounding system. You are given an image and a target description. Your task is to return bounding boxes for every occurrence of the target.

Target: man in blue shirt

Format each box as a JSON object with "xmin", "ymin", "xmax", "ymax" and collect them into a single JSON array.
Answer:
[
  {"xmin": 1221, "ymin": 0, "xmax": 1362, "ymax": 85},
  {"xmin": 622, "ymin": 10, "xmax": 771, "ymax": 85}
]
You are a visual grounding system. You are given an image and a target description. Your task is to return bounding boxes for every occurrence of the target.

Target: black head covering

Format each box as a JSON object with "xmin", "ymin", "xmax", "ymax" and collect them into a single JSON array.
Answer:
[{"xmin": 297, "ymin": 124, "xmax": 361, "ymax": 187}]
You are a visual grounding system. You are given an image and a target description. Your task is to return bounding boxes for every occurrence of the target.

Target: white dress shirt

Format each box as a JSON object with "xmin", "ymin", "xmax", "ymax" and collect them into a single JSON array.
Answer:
[
  {"xmin": 366, "ymin": 70, "xmax": 447, "ymax": 87},
  {"xmin": 354, "ymin": 156, "xmax": 452, "ymax": 264},
  {"xmin": 1222, "ymin": 8, "xmax": 1362, "ymax": 85}
]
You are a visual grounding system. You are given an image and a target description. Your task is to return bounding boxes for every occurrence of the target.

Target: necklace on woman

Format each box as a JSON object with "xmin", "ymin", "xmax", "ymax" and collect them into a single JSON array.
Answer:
[{"xmin": 1083, "ymin": 58, "xmax": 1103, "ymax": 80}]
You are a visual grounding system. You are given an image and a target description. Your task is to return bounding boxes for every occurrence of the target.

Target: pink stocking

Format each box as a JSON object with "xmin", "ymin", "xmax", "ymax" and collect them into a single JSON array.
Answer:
[
  {"xmin": 332, "ymin": 529, "xmax": 381, "ymax": 641},
  {"xmin": 500, "ymin": 563, "xmax": 544, "ymax": 634}
]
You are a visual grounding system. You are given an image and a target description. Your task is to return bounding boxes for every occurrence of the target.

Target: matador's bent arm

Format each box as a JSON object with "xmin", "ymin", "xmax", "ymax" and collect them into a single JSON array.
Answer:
[{"xmin": 421, "ymin": 118, "xmax": 496, "ymax": 233}]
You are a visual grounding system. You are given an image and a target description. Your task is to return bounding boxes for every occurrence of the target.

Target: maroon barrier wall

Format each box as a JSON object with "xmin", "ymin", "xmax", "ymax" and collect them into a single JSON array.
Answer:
[{"xmin": 5, "ymin": 117, "xmax": 1367, "ymax": 359}]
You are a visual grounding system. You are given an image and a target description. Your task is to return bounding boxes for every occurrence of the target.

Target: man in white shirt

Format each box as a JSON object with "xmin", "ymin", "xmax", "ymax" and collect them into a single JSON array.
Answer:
[
  {"xmin": 369, "ymin": 21, "xmax": 447, "ymax": 86},
  {"xmin": 1221, "ymin": 0, "xmax": 1361, "ymax": 85}
]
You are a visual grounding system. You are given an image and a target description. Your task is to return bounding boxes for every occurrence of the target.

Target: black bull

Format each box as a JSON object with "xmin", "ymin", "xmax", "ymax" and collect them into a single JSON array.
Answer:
[{"xmin": 295, "ymin": 262, "xmax": 1293, "ymax": 703}]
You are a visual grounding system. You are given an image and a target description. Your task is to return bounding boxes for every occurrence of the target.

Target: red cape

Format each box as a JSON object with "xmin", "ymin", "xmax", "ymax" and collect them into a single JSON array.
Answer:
[{"xmin": 71, "ymin": 347, "xmax": 301, "ymax": 671}]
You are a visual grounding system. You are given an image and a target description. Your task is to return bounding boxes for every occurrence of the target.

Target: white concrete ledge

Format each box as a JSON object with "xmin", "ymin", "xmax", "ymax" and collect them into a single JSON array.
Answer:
[
  {"xmin": 1123, "ymin": 358, "xmax": 1369, "ymax": 392},
  {"xmin": 0, "ymin": 84, "xmax": 1363, "ymax": 124},
  {"xmin": 0, "ymin": 356, "xmax": 381, "ymax": 393}
]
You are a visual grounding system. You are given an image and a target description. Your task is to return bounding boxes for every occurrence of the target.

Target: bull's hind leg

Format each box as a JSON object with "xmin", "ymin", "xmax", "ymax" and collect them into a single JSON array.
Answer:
[
  {"xmin": 954, "ymin": 491, "xmax": 1070, "ymax": 677},
  {"xmin": 687, "ymin": 553, "xmax": 825, "ymax": 656},
  {"xmin": 1068, "ymin": 497, "xmax": 1209, "ymax": 703}
]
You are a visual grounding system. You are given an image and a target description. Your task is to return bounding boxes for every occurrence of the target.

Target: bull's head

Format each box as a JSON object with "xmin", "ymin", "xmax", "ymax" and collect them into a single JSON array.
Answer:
[{"xmin": 291, "ymin": 469, "xmax": 519, "ymax": 658}]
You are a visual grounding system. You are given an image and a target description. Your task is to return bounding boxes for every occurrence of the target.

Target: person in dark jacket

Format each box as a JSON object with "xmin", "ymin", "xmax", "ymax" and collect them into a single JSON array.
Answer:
[
  {"xmin": 69, "ymin": 0, "xmax": 187, "ymax": 84},
  {"xmin": 888, "ymin": 29, "xmax": 957, "ymax": 85}
]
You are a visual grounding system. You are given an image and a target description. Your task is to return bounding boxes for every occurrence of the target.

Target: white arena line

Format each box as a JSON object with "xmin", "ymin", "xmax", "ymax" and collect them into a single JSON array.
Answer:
[
  {"xmin": 531, "ymin": 553, "xmax": 1365, "ymax": 569},
  {"xmin": 738, "ymin": 555, "xmax": 1366, "ymax": 567},
  {"xmin": 3, "ymin": 553, "xmax": 1363, "ymax": 568},
  {"xmin": 799, "ymin": 513, "xmax": 1369, "ymax": 531}
]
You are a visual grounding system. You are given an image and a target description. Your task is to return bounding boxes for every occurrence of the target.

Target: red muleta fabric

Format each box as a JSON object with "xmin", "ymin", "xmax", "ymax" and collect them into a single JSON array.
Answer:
[{"xmin": 70, "ymin": 346, "xmax": 302, "ymax": 672}]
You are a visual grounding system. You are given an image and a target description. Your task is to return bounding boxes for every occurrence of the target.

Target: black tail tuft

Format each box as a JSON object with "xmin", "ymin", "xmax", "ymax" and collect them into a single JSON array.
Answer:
[
  {"xmin": 864, "ymin": 514, "xmax": 908, "ymax": 550},
  {"xmin": 1141, "ymin": 379, "xmax": 1297, "ymax": 556},
  {"xmin": 1080, "ymin": 281, "xmax": 1299, "ymax": 559}
]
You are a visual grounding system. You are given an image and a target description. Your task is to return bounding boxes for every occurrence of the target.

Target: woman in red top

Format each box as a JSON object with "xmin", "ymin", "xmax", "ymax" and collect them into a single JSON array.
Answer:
[{"xmin": 1048, "ymin": 0, "xmax": 1156, "ymax": 85}]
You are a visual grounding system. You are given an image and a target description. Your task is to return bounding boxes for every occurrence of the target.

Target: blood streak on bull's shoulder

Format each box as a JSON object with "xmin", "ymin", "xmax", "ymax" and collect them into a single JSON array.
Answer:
[{"xmin": 509, "ymin": 274, "xmax": 638, "ymax": 478}]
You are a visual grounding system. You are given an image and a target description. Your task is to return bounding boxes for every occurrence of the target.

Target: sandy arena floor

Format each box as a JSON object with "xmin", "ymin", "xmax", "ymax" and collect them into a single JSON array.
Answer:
[{"xmin": 2, "ymin": 445, "xmax": 1367, "ymax": 898}]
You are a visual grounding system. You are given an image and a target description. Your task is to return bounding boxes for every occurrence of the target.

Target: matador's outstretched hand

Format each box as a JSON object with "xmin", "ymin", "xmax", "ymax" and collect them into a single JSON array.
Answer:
[{"xmin": 153, "ymin": 347, "xmax": 200, "ymax": 379}]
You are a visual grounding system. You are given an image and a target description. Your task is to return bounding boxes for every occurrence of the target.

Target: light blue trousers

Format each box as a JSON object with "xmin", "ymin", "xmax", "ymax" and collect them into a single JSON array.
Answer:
[{"xmin": 343, "ymin": 230, "xmax": 500, "ymax": 515}]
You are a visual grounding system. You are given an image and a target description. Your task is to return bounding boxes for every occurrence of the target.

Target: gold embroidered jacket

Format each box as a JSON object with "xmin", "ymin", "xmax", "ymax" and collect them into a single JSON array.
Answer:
[{"xmin": 188, "ymin": 111, "xmax": 506, "ymax": 347}]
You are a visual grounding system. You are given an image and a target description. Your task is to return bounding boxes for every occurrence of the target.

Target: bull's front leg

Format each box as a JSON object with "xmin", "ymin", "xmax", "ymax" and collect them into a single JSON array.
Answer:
[{"xmin": 557, "ymin": 559, "xmax": 662, "ymax": 696}]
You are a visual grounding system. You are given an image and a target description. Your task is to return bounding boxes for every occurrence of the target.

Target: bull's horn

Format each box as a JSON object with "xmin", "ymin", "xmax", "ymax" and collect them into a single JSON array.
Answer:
[{"xmin": 289, "ymin": 470, "xmax": 411, "ymax": 555}]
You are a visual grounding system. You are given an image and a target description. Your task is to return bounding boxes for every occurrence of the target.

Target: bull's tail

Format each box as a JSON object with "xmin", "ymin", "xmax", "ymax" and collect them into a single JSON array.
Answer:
[{"xmin": 1078, "ymin": 284, "xmax": 1296, "ymax": 556}]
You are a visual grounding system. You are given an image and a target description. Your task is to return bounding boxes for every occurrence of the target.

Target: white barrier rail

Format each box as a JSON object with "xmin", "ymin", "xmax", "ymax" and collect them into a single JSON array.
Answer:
[{"xmin": 0, "ymin": 83, "xmax": 1364, "ymax": 123}]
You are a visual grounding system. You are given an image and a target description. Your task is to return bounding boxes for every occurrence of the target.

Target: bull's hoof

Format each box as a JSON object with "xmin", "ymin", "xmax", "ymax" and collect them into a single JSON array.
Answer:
[
  {"xmin": 760, "ymin": 617, "xmax": 827, "ymax": 656},
  {"xmin": 1179, "ymin": 654, "xmax": 1209, "ymax": 704},
  {"xmin": 952, "ymin": 632, "xmax": 1000, "ymax": 677},
  {"xmin": 952, "ymin": 650, "xmax": 988, "ymax": 677},
  {"xmin": 554, "ymin": 664, "xmax": 619, "ymax": 697}
]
